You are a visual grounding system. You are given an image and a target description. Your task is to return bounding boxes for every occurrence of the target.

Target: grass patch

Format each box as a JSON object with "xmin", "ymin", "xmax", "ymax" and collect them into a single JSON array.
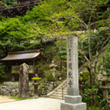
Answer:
[
  {"xmin": 88, "ymin": 106, "xmax": 100, "ymax": 110},
  {"xmin": 11, "ymin": 96, "xmax": 34, "ymax": 100},
  {"xmin": 11, "ymin": 96, "xmax": 27, "ymax": 100},
  {"xmin": 0, "ymin": 83, "xmax": 3, "ymax": 86}
]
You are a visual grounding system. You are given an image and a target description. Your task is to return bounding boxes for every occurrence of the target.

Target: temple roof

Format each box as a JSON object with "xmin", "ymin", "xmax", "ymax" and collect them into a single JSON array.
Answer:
[{"xmin": 0, "ymin": 50, "xmax": 41, "ymax": 61}]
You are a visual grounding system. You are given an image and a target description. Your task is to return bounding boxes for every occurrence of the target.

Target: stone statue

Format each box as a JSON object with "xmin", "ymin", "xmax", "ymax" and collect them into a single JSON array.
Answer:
[{"xmin": 49, "ymin": 61, "xmax": 57, "ymax": 77}]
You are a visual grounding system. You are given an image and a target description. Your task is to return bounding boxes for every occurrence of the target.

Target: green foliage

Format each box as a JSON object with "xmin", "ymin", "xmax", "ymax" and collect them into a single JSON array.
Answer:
[
  {"xmin": 11, "ymin": 96, "xmax": 33, "ymax": 100},
  {"xmin": 99, "ymin": 99, "xmax": 107, "ymax": 110},
  {"xmin": 79, "ymin": 27, "xmax": 110, "ymax": 66},
  {"xmin": 0, "ymin": 18, "xmax": 26, "ymax": 52},
  {"xmin": 0, "ymin": 63, "xmax": 5, "ymax": 78},
  {"xmin": 82, "ymin": 85, "xmax": 98, "ymax": 104},
  {"xmin": 0, "ymin": 0, "xmax": 109, "ymax": 102},
  {"xmin": 43, "ymin": 42, "xmax": 57, "ymax": 62},
  {"xmin": 82, "ymin": 84, "xmax": 107, "ymax": 109},
  {"xmin": 0, "ymin": 0, "xmax": 17, "ymax": 8},
  {"xmin": 0, "ymin": 17, "xmax": 42, "ymax": 57},
  {"xmin": 55, "ymin": 71, "xmax": 61, "ymax": 79},
  {"xmin": 80, "ymin": 71, "xmax": 89, "ymax": 81},
  {"xmin": 57, "ymin": 48, "xmax": 66, "ymax": 60},
  {"xmin": 44, "ymin": 70, "xmax": 54, "ymax": 81},
  {"xmin": 0, "ymin": 0, "xmax": 109, "ymax": 58},
  {"xmin": 88, "ymin": 106, "xmax": 100, "ymax": 110},
  {"xmin": 1, "ymin": 0, "xmax": 110, "ymax": 32},
  {"xmin": 98, "ymin": 41, "xmax": 110, "ymax": 76}
]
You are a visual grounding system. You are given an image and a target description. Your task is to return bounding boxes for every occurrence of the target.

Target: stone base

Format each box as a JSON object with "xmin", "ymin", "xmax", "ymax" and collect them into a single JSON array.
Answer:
[
  {"xmin": 61, "ymin": 95, "xmax": 86, "ymax": 110},
  {"xmin": 65, "ymin": 95, "xmax": 82, "ymax": 104},
  {"xmin": 61, "ymin": 102, "xmax": 86, "ymax": 110}
]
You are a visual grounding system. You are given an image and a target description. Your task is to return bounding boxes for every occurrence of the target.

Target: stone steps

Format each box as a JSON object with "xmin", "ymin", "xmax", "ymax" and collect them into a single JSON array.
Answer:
[
  {"xmin": 50, "ymin": 92, "xmax": 66, "ymax": 94},
  {"xmin": 47, "ymin": 80, "xmax": 67, "ymax": 100},
  {"xmin": 52, "ymin": 91, "xmax": 67, "ymax": 94},
  {"xmin": 49, "ymin": 96, "xmax": 63, "ymax": 99},
  {"xmin": 56, "ymin": 89, "xmax": 67, "ymax": 92},
  {"xmin": 51, "ymin": 92, "xmax": 67, "ymax": 96},
  {"xmin": 49, "ymin": 93, "xmax": 67, "ymax": 100}
]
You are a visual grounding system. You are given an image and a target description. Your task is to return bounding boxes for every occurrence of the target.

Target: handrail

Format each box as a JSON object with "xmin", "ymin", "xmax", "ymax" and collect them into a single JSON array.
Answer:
[
  {"xmin": 62, "ymin": 83, "xmax": 67, "ymax": 100},
  {"xmin": 47, "ymin": 80, "xmax": 67, "ymax": 97}
]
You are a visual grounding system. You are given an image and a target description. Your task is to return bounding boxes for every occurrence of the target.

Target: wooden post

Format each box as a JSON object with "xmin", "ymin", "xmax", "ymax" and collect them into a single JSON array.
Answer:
[{"xmin": 33, "ymin": 60, "xmax": 35, "ymax": 74}]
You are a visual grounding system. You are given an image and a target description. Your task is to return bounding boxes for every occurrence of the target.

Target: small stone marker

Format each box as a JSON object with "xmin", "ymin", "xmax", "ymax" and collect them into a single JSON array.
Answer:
[
  {"xmin": 19, "ymin": 63, "xmax": 29, "ymax": 98},
  {"xmin": 61, "ymin": 34, "xmax": 86, "ymax": 110}
]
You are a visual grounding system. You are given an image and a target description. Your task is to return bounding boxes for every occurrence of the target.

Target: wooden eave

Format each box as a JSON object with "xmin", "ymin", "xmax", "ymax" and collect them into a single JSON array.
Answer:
[{"xmin": 0, "ymin": 50, "xmax": 41, "ymax": 62}]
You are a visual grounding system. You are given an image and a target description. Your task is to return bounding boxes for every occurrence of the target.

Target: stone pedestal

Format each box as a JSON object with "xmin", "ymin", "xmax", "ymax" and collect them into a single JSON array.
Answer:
[
  {"xmin": 33, "ymin": 82, "xmax": 39, "ymax": 95},
  {"xmin": 61, "ymin": 34, "xmax": 86, "ymax": 110},
  {"xmin": 61, "ymin": 95, "xmax": 86, "ymax": 110}
]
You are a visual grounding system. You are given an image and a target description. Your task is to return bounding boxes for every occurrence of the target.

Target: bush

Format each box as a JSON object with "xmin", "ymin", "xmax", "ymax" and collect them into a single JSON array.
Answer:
[
  {"xmin": 82, "ymin": 84, "xmax": 107, "ymax": 110},
  {"xmin": 44, "ymin": 71, "xmax": 54, "ymax": 81},
  {"xmin": 44, "ymin": 70, "xmax": 63, "ymax": 81},
  {"xmin": 88, "ymin": 106, "xmax": 100, "ymax": 110}
]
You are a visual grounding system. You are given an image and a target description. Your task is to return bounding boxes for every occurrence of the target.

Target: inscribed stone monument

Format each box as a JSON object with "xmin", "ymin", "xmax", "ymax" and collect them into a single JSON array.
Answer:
[
  {"xmin": 19, "ymin": 63, "xmax": 29, "ymax": 98},
  {"xmin": 61, "ymin": 34, "xmax": 86, "ymax": 110}
]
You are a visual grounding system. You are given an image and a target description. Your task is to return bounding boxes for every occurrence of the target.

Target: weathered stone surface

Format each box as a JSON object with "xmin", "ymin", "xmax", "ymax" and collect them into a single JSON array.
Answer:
[
  {"xmin": 61, "ymin": 34, "xmax": 86, "ymax": 110},
  {"xmin": 61, "ymin": 102, "xmax": 86, "ymax": 110},
  {"xmin": 19, "ymin": 63, "xmax": 29, "ymax": 98},
  {"xmin": 4, "ymin": 82, "xmax": 18, "ymax": 86},
  {"xmin": 38, "ymin": 81, "xmax": 58, "ymax": 96},
  {"xmin": 0, "ymin": 82, "xmax": 33, "ymax": 97},
  {"xmin": 65, "ymin": 95, "xmax": 82, "ymax": 104},
  {"xmin": 67, "ymin": 35, "xmax": 79, "ymax": 96}
]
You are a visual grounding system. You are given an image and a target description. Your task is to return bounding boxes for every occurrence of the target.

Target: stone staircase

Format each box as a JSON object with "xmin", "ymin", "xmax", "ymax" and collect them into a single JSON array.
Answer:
[
  {"xmin": 47, "ymin": 80, "xmax": 85, "ymax": 100},
  {"xmin": 47, "ymin": 80, "xmax": 67, "ymax": 100}
]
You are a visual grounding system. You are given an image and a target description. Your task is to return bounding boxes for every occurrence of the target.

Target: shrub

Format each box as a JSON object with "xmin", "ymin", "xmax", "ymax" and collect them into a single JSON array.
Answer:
[{"xmin": 44, "ymin": 71, "xmax": 54, "ymax": 81}]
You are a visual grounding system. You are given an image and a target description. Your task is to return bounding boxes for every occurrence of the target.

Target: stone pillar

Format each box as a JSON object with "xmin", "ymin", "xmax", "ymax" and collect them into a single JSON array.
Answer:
[
  {"xmin": 19, "ymin": 63, "xmax": 29, "ymax": 98},
  {"xmin": 61, "ymin": 34, "xmax": 86, "ymax": 110}
]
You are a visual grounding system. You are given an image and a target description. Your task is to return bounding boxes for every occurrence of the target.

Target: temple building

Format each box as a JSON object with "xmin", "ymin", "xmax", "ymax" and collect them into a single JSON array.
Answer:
[{"xmin": 0, "ymin": 50, "xmax": 44, "ymax": 81}]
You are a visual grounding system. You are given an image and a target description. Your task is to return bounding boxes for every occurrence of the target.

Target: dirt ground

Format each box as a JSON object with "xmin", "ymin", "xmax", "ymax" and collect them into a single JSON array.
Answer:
[{"xmin": 0, "ymin": 96, "xmax": 15, "ymax": 103}]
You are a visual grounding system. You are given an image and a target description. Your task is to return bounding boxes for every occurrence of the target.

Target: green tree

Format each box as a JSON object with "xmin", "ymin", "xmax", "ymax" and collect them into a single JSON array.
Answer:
[
  {"xmin": 1, "ymin": 0, "xmax": 16, "ymax": 6},
  {"xmin": 0, "ymin": 18, "xmax": 32, "ymax": 57}
]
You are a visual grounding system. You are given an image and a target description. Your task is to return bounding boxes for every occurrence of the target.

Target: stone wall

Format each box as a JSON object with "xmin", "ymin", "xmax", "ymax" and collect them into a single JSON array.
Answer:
[
  {"xmin": 0, "ymin": 81, "xmax": 58, "ymax": 97},
  {"xmin": 38, "ymin": 81, "xmax": 58, "ymax": 96},
  {"xmin": 0, "ymin": 82, "xmax": 34, "ymax": 97}
]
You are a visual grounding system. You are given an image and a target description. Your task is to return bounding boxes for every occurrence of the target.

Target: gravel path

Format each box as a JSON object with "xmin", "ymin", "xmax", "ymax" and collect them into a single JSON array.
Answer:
[
  {"xmin": 0, "ymin": 96, "xmax": 15, "ymax": 103},
  {"xmin": 0, "ymin": 97, "xmax": 64, "ymax": 110}
]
